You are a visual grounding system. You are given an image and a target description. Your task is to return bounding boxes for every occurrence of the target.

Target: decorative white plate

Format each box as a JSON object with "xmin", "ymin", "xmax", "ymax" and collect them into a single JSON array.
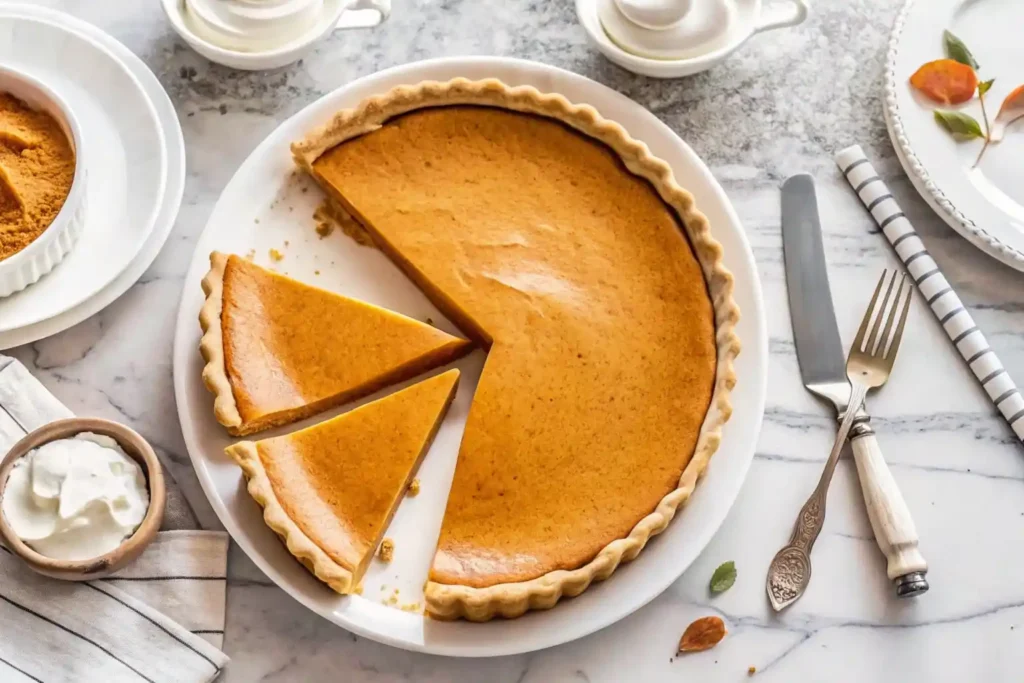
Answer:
[
  {"xmin": 0, "ymin": 4, "xmax": 185, "ymax": 350},
  {"xmin": 0, "ymin": 6, "xmax": 167, "ymax": 333},
  {"xmin": 172, "ymin": 57, "xmax": 767, "ymax": 656},
  {"xmin": 884, "ymin": 0, "xmax": 1024, "ymax": 270}
]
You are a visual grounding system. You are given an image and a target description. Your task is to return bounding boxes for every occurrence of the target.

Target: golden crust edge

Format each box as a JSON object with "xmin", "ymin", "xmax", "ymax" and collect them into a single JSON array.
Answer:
[
  {"xmin": 226, "ymin": 441, "xmax": 356, "ymax": 594},
  {"xmin": 291, "ymin": 78, "xmax": 742, "ymax": 621},
  {"xmin": 199, "ymin": 251, "xmax": 245, "ymax": 434}
]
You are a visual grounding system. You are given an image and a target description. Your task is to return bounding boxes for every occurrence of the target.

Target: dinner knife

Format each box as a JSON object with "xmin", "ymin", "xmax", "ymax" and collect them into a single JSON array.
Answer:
[{"xmin": 780, "ymin": 173, "xmax": 928, "ymax": 600}]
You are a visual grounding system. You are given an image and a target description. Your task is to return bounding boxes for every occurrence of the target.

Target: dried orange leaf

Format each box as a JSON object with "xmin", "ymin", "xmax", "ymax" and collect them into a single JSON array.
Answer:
[
  {"xmin": 910, "ymin": 59, "xmax": 978, "ymax": 105},
  {"xmin": 678, "ymin": 616, "xmax": 727, "ymax": 653},
  {"xmin": 993, "ymin": 84, "xmax": 1024, "ymax": 141}
]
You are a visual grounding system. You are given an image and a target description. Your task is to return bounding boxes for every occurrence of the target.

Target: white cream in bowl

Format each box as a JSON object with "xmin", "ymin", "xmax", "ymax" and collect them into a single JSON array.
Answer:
[{"xmin": 1, "ymin": 432, "xmax": 149, "ymax": 561}]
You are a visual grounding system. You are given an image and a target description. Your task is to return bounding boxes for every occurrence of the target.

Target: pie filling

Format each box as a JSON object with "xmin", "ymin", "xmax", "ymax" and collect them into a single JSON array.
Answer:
[{"xmin": 306, "ymin": 105, "xmax": 717, "ymax": 590}]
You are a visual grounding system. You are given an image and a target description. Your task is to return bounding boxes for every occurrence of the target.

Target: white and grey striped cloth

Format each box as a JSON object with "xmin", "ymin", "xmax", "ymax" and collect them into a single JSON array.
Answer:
[
  {"xmin": 0, "ymin": 356, "xmax": 230, "ymax": 683},
  {"xmin": 836, "ymin": 145, "xmax": 1024, "ymax": 441}
]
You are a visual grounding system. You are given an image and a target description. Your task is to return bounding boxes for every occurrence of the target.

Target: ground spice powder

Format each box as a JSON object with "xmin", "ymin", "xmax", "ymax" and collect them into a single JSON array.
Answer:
[{"xmin": 0, "ymin": 93, "xmax": 75, "ymax": 261}]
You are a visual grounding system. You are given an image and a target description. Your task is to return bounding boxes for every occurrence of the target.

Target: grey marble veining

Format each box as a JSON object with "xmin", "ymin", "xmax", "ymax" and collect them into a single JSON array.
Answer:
[{"xmin": 12, "ymin": 0, "xmax": 1024, "ymax": 680}]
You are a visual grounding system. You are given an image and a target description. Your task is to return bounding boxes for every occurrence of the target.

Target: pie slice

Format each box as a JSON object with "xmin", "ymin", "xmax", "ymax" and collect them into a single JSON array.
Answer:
[
  {"xmin": 199, "ymin": 252, "xmax": 471, "ymax": 435},
  {"xmin": 226, "ymin": 368, "xmax": 460, "ymax": 593},
  {"xmin": 292, "ymin": 80, "xmax": 741, "ymax": 620}
]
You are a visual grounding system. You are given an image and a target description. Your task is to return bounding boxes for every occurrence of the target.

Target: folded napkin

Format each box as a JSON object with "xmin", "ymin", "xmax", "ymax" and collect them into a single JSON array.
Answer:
[{"xmin": 0, "ymin": 356, "xmax": 230, "ymax": 683}]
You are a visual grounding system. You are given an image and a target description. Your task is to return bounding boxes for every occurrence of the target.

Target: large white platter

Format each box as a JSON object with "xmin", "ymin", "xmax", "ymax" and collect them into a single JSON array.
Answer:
[
  {"xmin": 172, "ymin": 57, "xmax": 767, "ymax": 657},
  {"xmin": 0, "ymin": 4, "xmax": 185, "ymax": 350},
  {"xmin": 884, "ymin": 0, "xmax": 1024, "ymax": 270},
  {"xmin": 0, "ymin": 5, "xmax": 167, "ymax": 332}
]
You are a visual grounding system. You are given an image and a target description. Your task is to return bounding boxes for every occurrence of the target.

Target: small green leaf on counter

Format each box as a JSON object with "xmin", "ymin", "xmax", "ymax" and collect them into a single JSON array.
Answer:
[
  {"xmin": 934, "ymin": 109, "xmax": 984, "ymax": 139},
  {"xmin": 944, "ymin": 30, "xmax": 979, "ymax": 70},
  {"xmin": 709, "ymin": 561, "xmax": 737, "ymax": 594}
]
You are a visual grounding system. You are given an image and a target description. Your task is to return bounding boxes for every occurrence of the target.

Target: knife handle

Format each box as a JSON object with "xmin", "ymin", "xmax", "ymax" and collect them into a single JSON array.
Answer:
[{"xmin": 849, "ymin": 427, "xmax": 928, "ymax": 583}]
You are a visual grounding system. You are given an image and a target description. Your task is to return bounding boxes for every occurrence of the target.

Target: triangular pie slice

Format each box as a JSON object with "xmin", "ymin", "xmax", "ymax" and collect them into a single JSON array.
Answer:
[
  {"xmin": 199, "ymin": 252, "xmax": 471, "ymax": 435},
  {"xmin": 226, "ymin": 368, "xmax": 460, "ymax": 594}
]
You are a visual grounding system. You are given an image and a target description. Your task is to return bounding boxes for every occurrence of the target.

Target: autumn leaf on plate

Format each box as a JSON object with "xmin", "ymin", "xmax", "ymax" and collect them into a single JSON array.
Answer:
[
  {"xmin": 910, "ymin": 59, "xmax": 978, "ymax": 105},
  {"xmin": 992, "ymin": 85, "xmax": 1024, "ymax": 142},
  {"xmin": 934, "ymin": 110, "xmax": 985, "ymax": 139},
  {"xmin": 943, "ymin": 30, "xmax": 979, "ymax": 70}
]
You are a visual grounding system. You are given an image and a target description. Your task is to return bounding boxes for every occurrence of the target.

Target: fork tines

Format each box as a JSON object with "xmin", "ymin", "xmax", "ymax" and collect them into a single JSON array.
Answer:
[{"xmin": 854, "ymin": 269, "xmax": 913, "ymax": 361}]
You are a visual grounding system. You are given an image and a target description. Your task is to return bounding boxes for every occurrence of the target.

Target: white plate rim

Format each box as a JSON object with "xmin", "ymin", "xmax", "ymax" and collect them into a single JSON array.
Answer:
[
  {"xmin": 172, "ymin": 56, "xmax": 767, "ymax": 656},
  {"xmin": 883, "ymin": 0, "xmax": 1024, "ymax": 271},
  {"xmin": 0, "ymin": 4, "xmax": 185, "ymax": 350}
]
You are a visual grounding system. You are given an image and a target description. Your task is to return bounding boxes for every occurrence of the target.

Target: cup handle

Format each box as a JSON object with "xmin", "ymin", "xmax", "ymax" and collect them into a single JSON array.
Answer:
[
  {"xmin": 336, "ymin": 0, "xmax": 391, "ymax": 30},
  {"xmin": 754, "ymin": 0, "xmax": 809, "ymax": 34}
]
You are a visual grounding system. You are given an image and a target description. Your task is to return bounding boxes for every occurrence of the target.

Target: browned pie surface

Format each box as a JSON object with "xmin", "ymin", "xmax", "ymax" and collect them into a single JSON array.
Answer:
[
  {"xmin": 311, "ymin": 106, "xmax": 717, "ymax": 588},
  {"xmin": 250, "ymin": 369, "xmax": 459, "ymax": 580},
  {"xmin": 220, "ymin": 254, "xmax": 471, "ymax": 433}
]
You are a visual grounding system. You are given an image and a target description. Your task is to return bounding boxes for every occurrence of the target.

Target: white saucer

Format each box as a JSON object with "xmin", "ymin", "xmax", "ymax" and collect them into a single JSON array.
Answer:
[
  {"xmin": 172, "ymin": 56, "xmax": 767, "ymax": 656},
  {"xmin": 0, "ymin": 6, "xmax": 167, "ymax": 334},
  {"xmin": 0, "ymin": 5, "xmax": 184, "ymax": 350},
  {"xmin": 577, "ymin": 0, "xmax": 808, "ymax": 78}
]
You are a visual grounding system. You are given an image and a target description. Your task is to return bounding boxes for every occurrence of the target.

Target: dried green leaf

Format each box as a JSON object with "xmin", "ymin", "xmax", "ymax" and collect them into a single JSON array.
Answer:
[
  {"xmin": 934, "ymin": 109, "xmax": 984, "ymax": 139},
  {"xmin": 709, "ymin": 561, "xmax": 737, "ymax": 594},
  {"xmin": 979, "ymin": 79, "xmax": 994, "ymax": 97},
  {"xmin": 943, "ymin": 30, "xmax": 979, "ymax": 70}
]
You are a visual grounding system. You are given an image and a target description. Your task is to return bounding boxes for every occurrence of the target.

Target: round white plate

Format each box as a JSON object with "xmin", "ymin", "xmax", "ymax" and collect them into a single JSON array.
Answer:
[
  {"xmin": 0, "ymin": 6, "xmax": 166, "ymax": 332},
  {"xmin": 884, "ymin": 0, "xmax": 1024, "ymax": 270},
  {"xmin": 172, "ymin": 57, "xmax": 767, "ymax": 657},
  {"xmin": 0, "ymin": 4, "xmax": 185, "ymax": 350}
]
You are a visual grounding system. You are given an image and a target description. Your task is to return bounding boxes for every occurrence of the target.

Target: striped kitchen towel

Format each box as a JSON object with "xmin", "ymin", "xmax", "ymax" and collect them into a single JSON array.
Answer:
[
  {"xmin": 0, "ymin": 356, "xmax": 230, "ymax": 683},
  {"xmin": 836, "ymin": 145, "xmax": 1024, "ymax": 441}
]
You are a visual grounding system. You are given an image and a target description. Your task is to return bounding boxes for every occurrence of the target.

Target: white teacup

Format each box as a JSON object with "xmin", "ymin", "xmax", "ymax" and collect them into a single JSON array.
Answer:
[{"xmin": 161, "ymin": 0, "xmax": 391, "ymax": 71}]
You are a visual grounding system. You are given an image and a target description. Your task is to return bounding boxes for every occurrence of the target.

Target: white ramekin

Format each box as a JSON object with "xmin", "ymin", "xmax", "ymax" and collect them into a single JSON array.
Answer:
[{"xmin": 0, "ymin": 66, "xmax": 87, "ymax": 299}]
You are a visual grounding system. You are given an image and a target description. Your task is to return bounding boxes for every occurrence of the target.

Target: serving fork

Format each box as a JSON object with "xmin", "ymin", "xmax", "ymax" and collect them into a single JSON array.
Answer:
[{"xmin": 767, "ymin": 269, "xmax": 917, "ymax": 611}]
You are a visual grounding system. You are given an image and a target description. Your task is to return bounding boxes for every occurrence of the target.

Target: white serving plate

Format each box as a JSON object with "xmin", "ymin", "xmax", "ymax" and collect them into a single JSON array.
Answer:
[
  {"xmin": 172, "ymin": 57, "xmax": 767, "ymax": 656},
  {"xmin": 0, "ymin": 4, "xmax": 185, "ymax": 350},
  {"xmin": 884, "ymin": 0, "xmax": 1024, "ymax": 270},
  {"xmin": 0, "ymin": 7, "xmax": 166, "ymax": 333}
]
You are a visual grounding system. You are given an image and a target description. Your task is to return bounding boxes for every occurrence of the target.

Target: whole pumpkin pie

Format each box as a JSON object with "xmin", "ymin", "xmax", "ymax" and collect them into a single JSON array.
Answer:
[
  {"xmin": 199, "ymin": 252, "xmax": 471, "ymax": 435},
  {"xmin": 227, "ymin": 369, "xmax": 460, "ymax": 593},
  {"xmin": 292, "ymin": 79, "xmax": 741, "ymax": 620}
]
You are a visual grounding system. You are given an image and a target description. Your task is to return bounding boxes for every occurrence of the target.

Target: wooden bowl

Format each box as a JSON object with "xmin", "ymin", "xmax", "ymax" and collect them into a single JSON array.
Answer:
[{"xmin": 0, "ymin": 417, "xmax": 165, "ymax": 580}]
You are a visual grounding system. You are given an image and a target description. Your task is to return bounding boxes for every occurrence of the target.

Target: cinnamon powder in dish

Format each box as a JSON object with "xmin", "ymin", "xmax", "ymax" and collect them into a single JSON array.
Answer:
[{"xmin": 0, "ymin": 93, "xmax": 75, "ymax": 262}]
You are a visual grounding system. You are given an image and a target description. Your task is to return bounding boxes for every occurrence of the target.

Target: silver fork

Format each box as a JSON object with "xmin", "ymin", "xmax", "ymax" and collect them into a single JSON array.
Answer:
[{"xmin": 766, "ymin": 270, "xmax": 913, "ymax": 611}]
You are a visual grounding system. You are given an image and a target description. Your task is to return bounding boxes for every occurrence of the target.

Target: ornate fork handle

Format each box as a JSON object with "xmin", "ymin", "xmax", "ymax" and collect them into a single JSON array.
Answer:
[{"xmin": 789, "ymin": 381, "xmax": 869, "ymax": 553}]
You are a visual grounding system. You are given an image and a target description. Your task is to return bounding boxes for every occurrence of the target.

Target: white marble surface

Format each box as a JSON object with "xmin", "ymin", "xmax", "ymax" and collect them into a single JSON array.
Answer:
[{"xmin": 11, "ymin": 0, "xmax": 1024, "ymax": 680}]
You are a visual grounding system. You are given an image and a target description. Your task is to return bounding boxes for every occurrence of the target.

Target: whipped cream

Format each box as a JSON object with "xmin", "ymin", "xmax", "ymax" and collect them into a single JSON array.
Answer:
[
  {"xmin": 183, "ymin": 0, "xmax": 326, "ymax": 52},
  {"xmin": 1, "ymin": 432, "xmax": 149, "ymax": 561}
]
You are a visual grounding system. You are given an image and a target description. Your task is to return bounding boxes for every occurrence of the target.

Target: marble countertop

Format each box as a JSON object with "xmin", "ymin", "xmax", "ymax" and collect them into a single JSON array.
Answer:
[{"xmin": 13, "ymin": 0, "xmax": 1024, "ymax": 680}]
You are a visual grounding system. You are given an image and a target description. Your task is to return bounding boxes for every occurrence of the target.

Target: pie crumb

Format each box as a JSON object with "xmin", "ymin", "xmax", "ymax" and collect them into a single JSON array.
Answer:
[
  {"xmin": 399, "ymin": 602, "xmax": 421, "ymax": 613},
  {"xmin": 314, "ymin": 270, "xmax": 321, "ymax": 276},
  {"xmin": 269, "ymin": 248, "xmax": 284, "ymax": 262},
  {"xmin": 353, "ymin": 585, "xmax": 363, "ymax": 595},
  {"xmin": 378, "ymin": 538, "xmax": 394, "ymax": 563},
  {"xmin": 748, "ymin": 667, "xmax": 756, "ymax": 676},
  {"xmin": 407, "ymin": 478, "xmax": 420, "ymax": 497}
]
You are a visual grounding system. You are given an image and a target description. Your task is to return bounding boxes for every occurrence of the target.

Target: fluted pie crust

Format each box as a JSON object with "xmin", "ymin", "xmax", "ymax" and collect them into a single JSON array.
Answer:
[{"xmin": 292, "ymin": 78, "xmax": 741, "ymax": 621}]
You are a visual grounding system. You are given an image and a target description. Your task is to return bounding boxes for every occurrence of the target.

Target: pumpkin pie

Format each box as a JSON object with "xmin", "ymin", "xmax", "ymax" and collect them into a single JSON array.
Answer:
[
  {"xmin": 292, "ymin": 79, "xmax": 741, "ymax": 620},
  {"xmin": 199, "ymin": 252, "xmax": 471, "ymax": 435},
  {"xmin": 226, "ymin": 368, "xmax": 460, "ymax": 593}
]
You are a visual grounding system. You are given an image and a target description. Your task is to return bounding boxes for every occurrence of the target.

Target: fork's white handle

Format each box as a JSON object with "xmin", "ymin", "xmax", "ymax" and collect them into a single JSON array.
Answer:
[{"xmin": 850, "ymin": 431, "xmax": 927, "ymax": 579}]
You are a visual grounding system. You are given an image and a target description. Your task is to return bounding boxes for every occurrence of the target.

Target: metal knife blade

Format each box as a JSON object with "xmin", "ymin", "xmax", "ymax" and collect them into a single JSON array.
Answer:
[{"xmin": 781, "ymin": 174, "xmax": 850, "ymax": 411}]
